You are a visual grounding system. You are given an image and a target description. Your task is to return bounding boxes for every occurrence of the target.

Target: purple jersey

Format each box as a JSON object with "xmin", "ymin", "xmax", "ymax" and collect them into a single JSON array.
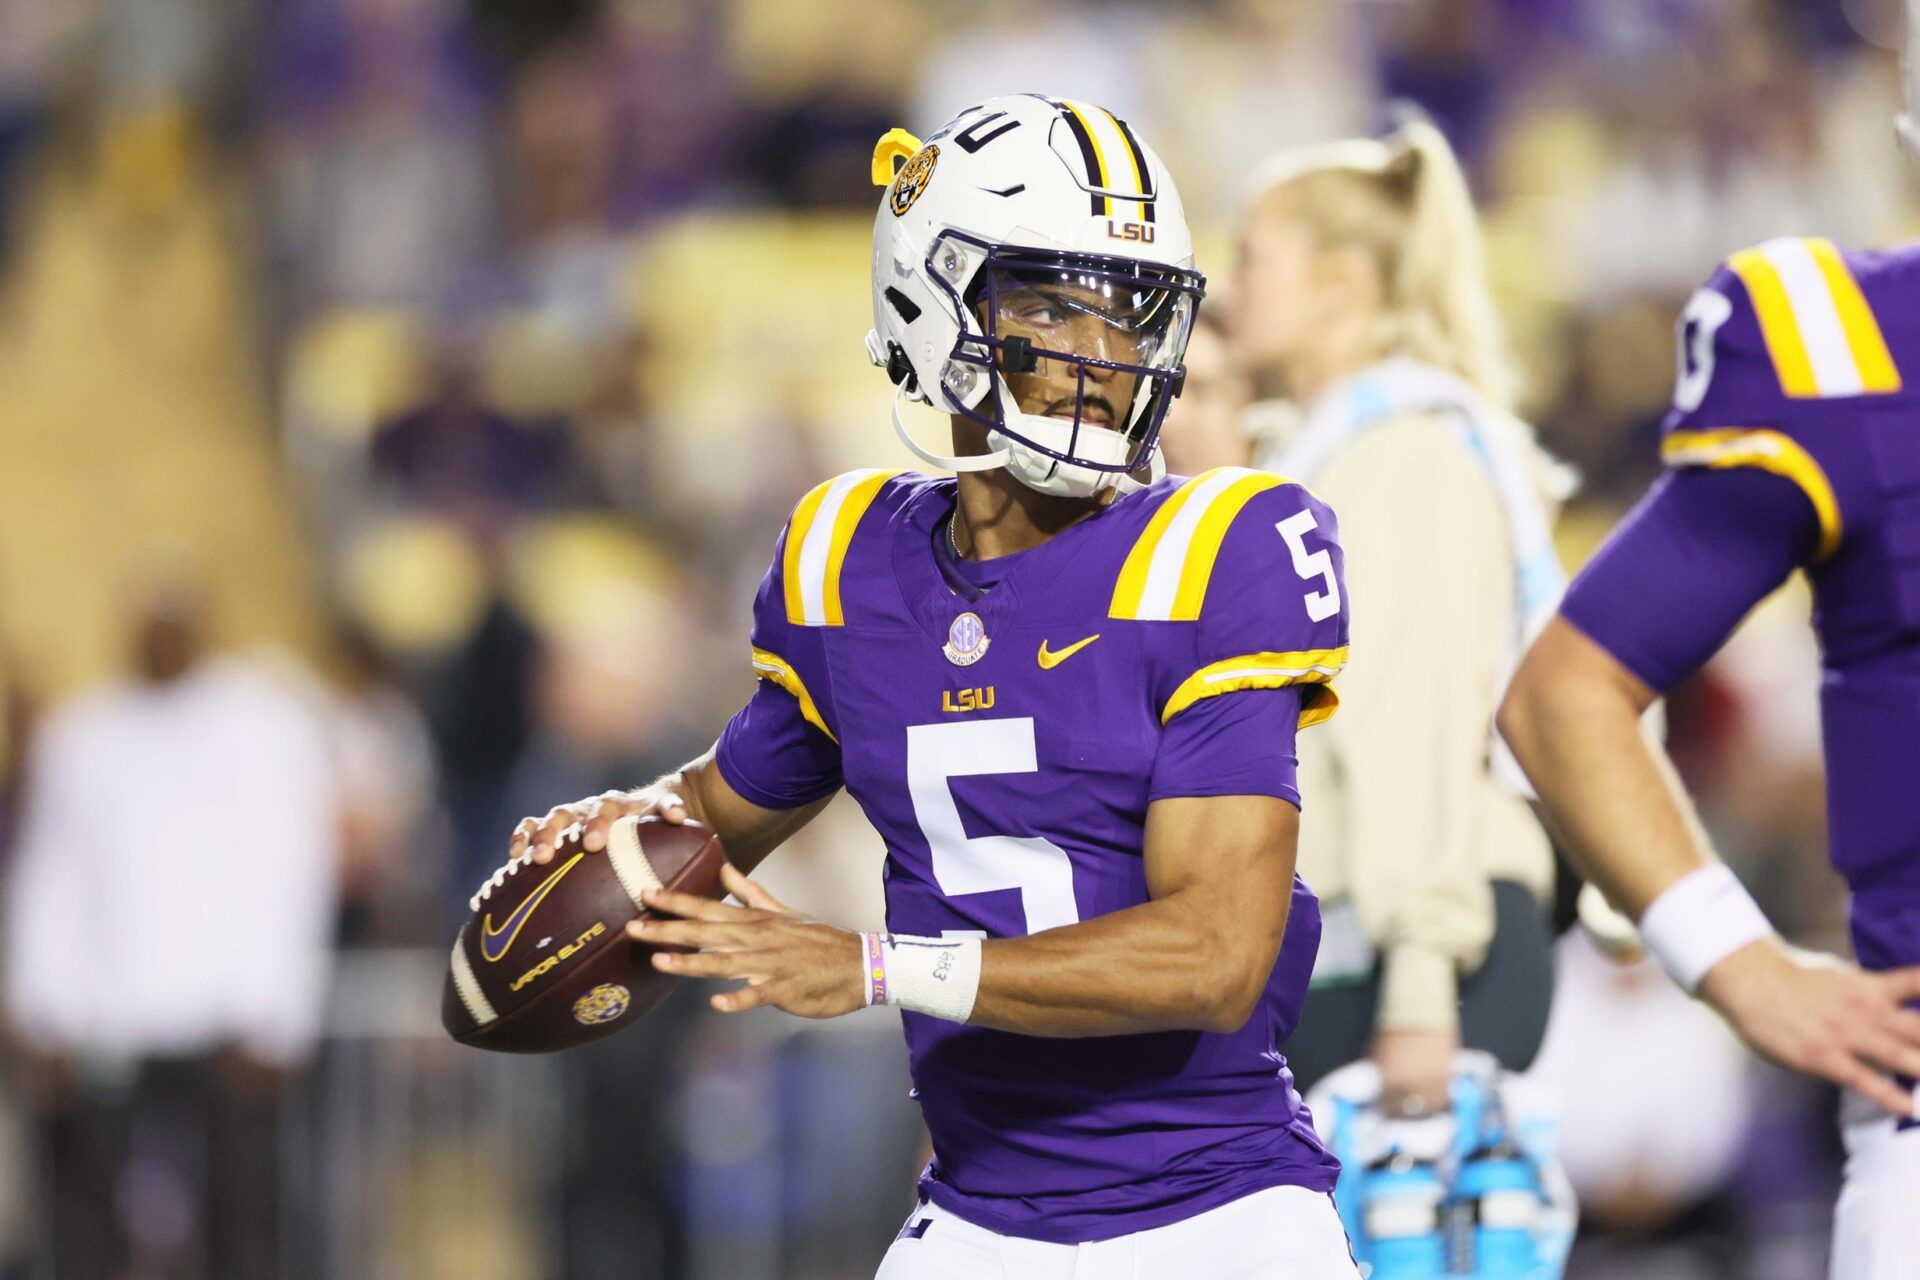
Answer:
[
  {"xmin": 1562, "ymin": 237, "xmax": 1920, "ymax": 971},
  {"xmin": 715, "ymin": 466, "xmax": 1349, "ymax": 1243}
]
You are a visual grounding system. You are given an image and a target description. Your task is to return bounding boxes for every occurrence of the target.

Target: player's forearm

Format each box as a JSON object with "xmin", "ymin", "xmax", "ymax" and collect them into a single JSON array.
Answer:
[
  {"xmin": 1498, "ymin": 619, "xmax": 1714, "ymax": 917},
  {"xmin": 965, "ymin": 885, "xmax": 1287, "ymax": 1038},
  {"xmin": 661, "ymin": 749, "xmax": 831, "ymax": 873}
]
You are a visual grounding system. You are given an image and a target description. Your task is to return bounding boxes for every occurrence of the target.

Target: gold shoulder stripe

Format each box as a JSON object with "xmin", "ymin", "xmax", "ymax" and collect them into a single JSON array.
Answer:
[
  {"xmin": 1662, "ymin": 428, "xmax": 1842, "ymax": 561},
  {"xmin": 1728, "ymin": 238, "xmax": 1900, "ymax": 399},
  {"xmin": 781, "ymin": 470, "xmax": 902, "ymax": 627},
  {"xmin": 750, "ymin": 647, "xmax": 836, "ymax": 743},
  {"xmin": 1160, "ymin": 648, "xmax": 1349, "ymax": 727},
  {"xmin": 1110, "ymin": 468, "xmax": 1292, "ymax": 621},
  {"xmin": 1807, "ymin": 239, "xmax": 1900, "ymax": 394}
]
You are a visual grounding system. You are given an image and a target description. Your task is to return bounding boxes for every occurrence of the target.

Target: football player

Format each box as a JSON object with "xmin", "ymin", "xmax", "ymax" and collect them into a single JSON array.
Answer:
[
  {"xmin": 1498, "ymin": 14, "xmax": 1920, "ymax": 1278},
  {"xmin": 509, "ymin": 95, "xmax": 1360, "ymax": 1276}
]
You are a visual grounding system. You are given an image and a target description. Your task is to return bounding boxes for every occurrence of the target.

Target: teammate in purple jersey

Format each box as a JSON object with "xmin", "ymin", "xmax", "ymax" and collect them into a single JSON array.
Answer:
[
  {"xmin": 508, "ymin": 95, "xmax": 1361, "ymax": 1276},
  {"xmin": 1499, "ymin": 23, "xmax": 1920, "ymax": 1277}
]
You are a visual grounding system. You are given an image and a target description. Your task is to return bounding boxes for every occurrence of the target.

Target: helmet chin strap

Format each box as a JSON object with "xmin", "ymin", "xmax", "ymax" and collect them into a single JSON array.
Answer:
[{"xmin": 891, "ymin": 380, "xmax": 1009, "ymax": 473}]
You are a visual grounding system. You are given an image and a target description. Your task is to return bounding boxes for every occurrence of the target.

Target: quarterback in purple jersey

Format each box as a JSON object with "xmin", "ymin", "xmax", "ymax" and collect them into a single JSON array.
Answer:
[
  {"xmin": 509, "ymin": 96, "xmax": 1360, "ymax": 1276},
  {"xmin": 1500, "ymin": 32, "xmax": 1920, "ymax": 1274}
]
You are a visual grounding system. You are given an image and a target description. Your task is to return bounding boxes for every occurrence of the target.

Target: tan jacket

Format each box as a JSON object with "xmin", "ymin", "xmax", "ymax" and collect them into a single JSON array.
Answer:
[{"xmin": 1260, "ymin": 407, "xmax": 1557, "ymax": 1034}]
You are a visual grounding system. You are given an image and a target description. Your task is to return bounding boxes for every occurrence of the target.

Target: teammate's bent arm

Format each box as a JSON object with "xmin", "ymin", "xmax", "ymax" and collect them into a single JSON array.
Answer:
[
  {"xmin": 1500, "ymin": 619, "xmax": 1920, "ymax": 1116},
  {"xmin": 965, "ymin": 792, "xmax": 1301, "ymax": 1038},
  {"xmin": 1498, "ymin": 617, "xmax": 1715, "ymax": 918}
]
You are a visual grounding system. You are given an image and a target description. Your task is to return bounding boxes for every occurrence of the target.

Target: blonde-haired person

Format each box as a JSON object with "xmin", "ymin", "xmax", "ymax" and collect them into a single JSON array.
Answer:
[
  {"xmin": 1231, "ymin": 119, "xmax": 1570, "ymax": 1114},
  {"xmin": 1159, "ymin": 308, "xmax": 1253, "ymax": 476}
]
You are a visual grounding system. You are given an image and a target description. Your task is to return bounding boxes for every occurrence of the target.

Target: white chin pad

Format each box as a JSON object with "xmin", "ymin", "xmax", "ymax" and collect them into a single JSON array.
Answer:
[{"xmin": 992, "ymin": 405, "xmax": 1137, "ymax": 498}]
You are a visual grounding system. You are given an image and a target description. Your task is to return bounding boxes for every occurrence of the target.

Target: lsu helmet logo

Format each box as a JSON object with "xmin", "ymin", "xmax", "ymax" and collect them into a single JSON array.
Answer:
[
  {"xmin": 572, "ymin": 983, "xmax": 632, "ymax": 1026},
  {"xmin": 890, "ymin": 144, "xmax": 940, "ymax": 216}
]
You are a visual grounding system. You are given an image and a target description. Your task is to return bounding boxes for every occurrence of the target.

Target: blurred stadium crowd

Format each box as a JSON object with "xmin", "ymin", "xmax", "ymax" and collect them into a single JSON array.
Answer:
[{"xmin": 0, "ymin": 0, "xmax": 1909, "ymax": 1276}]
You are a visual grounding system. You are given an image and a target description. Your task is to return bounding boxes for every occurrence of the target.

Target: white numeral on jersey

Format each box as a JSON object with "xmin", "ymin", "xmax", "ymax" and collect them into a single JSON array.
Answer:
[
  {"xmin": 1276, "ymin": 510, "xmax": 1341, "ymax": 622},
  {"xmin": 905, "ymin": 718, "xmax": 1079, "ymax": 936},
  {"xmin": 1674, "ymin": 287, "xmax": 1733, "ymax": 413}
]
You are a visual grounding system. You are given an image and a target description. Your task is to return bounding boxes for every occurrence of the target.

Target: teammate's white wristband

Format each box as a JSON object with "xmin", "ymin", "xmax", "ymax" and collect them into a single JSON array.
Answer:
[
  {"xmin": 860, "ymin": 934, "xmax": 981, "ymax": 1022},
  {"xmin": 1638, "ymin": 864, "xmax": 1775, "ymax": 993}
]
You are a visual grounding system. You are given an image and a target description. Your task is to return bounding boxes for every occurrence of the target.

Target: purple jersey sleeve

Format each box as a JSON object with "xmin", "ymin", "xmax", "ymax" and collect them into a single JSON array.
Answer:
[
  {"xmin": 1148, "ymin": 686, "xmax": 1303, "ymax": 806},
  {"xmin": 711, "ymin": 520, "xmax": 845, "ymax": 810},
  {"xmin": 1560, "ymin": 464, "xmax": 1819, "ymax": 693},
  {"xmin": 714, "ymin": 680, "xmax": 843, "ymax": 809},
  {"xmin": 1154, "ymin": 481, "xmax": 1351, "ymax": 731}
]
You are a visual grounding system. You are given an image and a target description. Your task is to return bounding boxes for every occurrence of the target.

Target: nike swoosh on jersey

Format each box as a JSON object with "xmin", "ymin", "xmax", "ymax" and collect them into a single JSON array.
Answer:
[
  {"xmin": 481, "ymin": 851, "xmax": 585, "ymax": 962},
  {"xmin": 1037, "ymin": 634, "xmax": 1101, "ymax": 669}
]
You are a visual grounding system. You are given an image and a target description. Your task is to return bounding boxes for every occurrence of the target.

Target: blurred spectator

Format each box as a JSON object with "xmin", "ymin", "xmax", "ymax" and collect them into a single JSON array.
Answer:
[
  {"xmin": 369, "ymin": 345, "xmax": 582, "ymax": 528},
  {"xmin": 263, "ymin": 0, "xmax": 502, "ymax": 313},
  {"xmin": 1529, "ymin": 930, "xmax": 1755, "ymax": 1280},
  {"xmin": 326, "ymin": 622, "xmax": 441, "ymax": 945},
  {"xmin": 0, "ymin": 569, "xmax": 340, "ymax": 1280},
  {"xmin": 1233, "ymin": 119, "xmax": 1564, "ymax": 1108},
  {"xmin": 427, "ymin": 589, "xmax": 541, "ymax": 901},
  {"xmin": 1159, "ymin": 309, "xmax": 1250, "ymax": 476},
  {"xmin": 494, "ymin": 584, "xmax": 712, "ymax": 1280},
  {"xmin": 0, "ymin": 0, "xmax": 75, "ymax": 272}
]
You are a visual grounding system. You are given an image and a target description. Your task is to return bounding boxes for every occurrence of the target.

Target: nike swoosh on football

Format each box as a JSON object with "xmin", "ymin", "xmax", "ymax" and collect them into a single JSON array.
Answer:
[
  {"xmin": 481, "ymin": 852, "xmax": 585, "ymax": 962},
  {"xmin": 1037, "ymin": 634, "xmax": 1101, "ymax": 669}
]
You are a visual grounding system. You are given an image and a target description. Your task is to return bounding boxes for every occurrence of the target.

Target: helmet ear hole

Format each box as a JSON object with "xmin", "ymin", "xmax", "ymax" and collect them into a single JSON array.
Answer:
[
  {"xmin": 884, "ymin": 286, "xmax": 922, "ymax": 325},
  {"xmin": 1001, "ymin": 335, "xmax": 1038, "ymax": 375}
]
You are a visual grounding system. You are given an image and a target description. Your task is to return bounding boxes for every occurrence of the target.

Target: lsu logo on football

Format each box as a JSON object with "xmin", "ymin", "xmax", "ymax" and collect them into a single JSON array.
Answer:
[
  {"xmin": 942, "ymin": 686, "xmax": 996, "ymax": 713},
  {"xmin": 1105, "ymin": 220, "xmax": 1154, "ymax": 243}
]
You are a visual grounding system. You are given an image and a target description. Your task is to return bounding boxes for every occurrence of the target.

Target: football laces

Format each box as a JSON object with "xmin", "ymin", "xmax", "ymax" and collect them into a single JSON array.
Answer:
[{"xmin": 469, "ymin": 821, "xmax": 585, "ymax": 912}]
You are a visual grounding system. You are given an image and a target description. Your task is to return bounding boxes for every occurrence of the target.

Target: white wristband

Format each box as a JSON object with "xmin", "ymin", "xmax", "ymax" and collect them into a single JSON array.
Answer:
[
  {"xmin": 1638, "ymin": 865, "xmax": 1775, "ymax": 993},
  {"xmin": 875, "ymin": 935, "xmax": 981, "ymax": 1023}
]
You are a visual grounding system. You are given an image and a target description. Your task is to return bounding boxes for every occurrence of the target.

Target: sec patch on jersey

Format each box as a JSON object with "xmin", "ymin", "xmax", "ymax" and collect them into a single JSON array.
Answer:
[{"xmin": 442, "ymin": 816, "xmax": 727, "ymax": 1053}]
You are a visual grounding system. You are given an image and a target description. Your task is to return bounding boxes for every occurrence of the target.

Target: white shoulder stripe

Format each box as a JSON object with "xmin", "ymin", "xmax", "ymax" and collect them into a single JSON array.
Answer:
[
  {"xmin": 1757, "ymin": 238, "xmax": 1862, "ymax": 398},
  {"xmin": 1134, "ymin": 468, "xmax": 1248, "ymax": 620},
  {"xmin": 794, "ymin": 471, "xmax": 872, "ymax": 626}
]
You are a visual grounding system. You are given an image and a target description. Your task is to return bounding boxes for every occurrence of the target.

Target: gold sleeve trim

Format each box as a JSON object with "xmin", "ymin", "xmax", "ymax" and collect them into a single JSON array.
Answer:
[
  {"xmin": 749, "ymin": 647, "xmax": 837, "ymax": 743},
  {"xmin": 1160, "ymin": 647, "xmax": 1350, "ymax": 728},
  {"xmin": 1662, "ymin": 427, "xmax": 1842, "ymax": 561}
]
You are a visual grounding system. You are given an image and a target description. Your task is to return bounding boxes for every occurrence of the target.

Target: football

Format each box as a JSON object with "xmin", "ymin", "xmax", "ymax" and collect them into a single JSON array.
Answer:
[{"xmin": 442, "ymin": 815, "xmax": 729, "ymax": 1053}]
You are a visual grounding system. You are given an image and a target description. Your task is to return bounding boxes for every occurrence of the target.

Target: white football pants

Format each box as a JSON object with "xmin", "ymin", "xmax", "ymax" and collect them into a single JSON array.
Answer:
[
  {"xmin": 1832, "ymin": 1095, "xmax": 1920, "ymax": 1280},
  {"xmin": 874, "ymin": 1184, "xmax": 1360, "ymax": 1280}
]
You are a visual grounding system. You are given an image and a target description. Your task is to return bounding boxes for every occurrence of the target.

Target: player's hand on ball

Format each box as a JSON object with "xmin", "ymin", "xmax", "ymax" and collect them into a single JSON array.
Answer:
[
  {"xmin": 629, "ymin": 863, "xmax": 865, "ymax": 1019},
  {"xmin": 1701, "ymin": 938, "xmax": 1920, "ymax": 1117},
  {"xmin": 510, "ymin": 782, "xmax": 690, "ymax": 865}
]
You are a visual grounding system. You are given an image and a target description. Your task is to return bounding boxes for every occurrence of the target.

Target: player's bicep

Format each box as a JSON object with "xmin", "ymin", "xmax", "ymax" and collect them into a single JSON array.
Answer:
[
  {"xmin": 1559, "ymin": 467, "xmax": 1818, "ymax": 694},
  {"xmin": 1142, "ymin": 792, "xmax": 1299, "ymax": 917}
]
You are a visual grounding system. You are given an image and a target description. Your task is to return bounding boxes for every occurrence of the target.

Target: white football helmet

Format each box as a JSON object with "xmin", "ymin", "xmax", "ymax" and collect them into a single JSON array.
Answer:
[{"xmin": 865, "ymin": 95, "xmax": 1204, "ymax": 498}]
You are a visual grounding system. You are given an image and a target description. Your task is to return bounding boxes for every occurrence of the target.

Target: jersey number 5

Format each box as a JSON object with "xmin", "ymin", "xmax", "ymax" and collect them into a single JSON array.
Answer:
[
  {"xmin": 906, "ymin": 718, "xmax": 1079, "ymax": 936},
  {"xmin": 1276, "ymin": 510, "xmax": 1341, "ymax": 622}
]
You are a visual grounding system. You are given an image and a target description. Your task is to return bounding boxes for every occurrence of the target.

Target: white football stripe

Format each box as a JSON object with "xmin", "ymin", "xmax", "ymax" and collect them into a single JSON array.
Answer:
[
  {"xmin": 450, "ymin": 937, "xmax": 498, "ymax": 1026},
  {"xmin": 1761, "ymin": 238, "xmax": 1862, "ymax": 397},
  {"xmin": 606, "ymin": 814, "xmax": 664, "ymax": 909}
]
